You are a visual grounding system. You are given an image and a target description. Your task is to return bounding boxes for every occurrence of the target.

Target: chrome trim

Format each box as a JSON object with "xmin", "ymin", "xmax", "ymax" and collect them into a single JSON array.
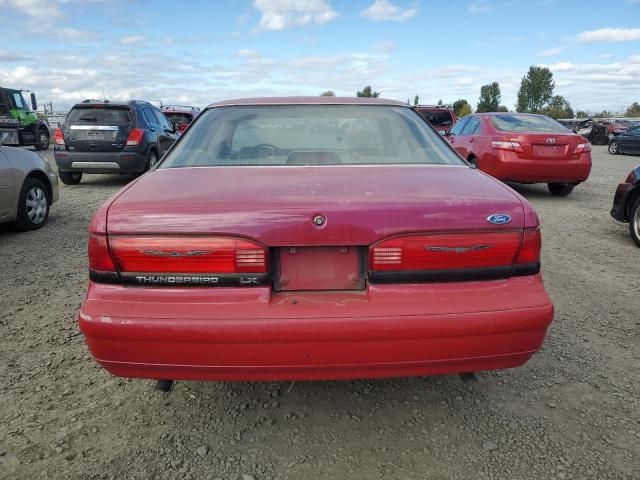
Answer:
[
  {"xmin": 71, "ymin": 162, "xmax": 120, "ymax": 169},
  {"xmin": 69, "ymin": 125, "xmax": 119, "ymax": 131}
]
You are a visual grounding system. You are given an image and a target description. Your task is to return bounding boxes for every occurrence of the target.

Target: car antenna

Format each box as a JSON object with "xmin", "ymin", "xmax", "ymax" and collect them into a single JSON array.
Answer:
[{"xmin": 101, "ymin": 87, "xmax": 106, "ymax": 102}]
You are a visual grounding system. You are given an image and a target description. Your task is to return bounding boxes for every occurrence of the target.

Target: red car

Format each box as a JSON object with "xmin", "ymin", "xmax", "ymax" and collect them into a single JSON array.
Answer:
[
  {"xmin": 160, "ymin": 105, "xmax": 200, "ymax": 135},
  {"xmin": 79, "ymin": 97, "xmax": 553, "ymax": 387},
  {"xmin": 446, "ymin": 113, "xmax": 592, "ymax": 196},
  {"xmin": 414, "ymin": 105, "xmax": 456, "ymax": 135}
]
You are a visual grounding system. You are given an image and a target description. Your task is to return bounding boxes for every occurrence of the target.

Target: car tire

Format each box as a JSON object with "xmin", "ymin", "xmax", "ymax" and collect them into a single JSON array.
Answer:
[
  {"xmin": 608, "ymin": 141, "xmax": 619, "ymax": 155},
  {"xmin": 58, "ymin": 171, "xmax": 82, "ymax": 185},
  {"xmin": 12, "ymin": 177, "xmax": 50, "ymax": 231},
  {"xmin": 548, "ymin": 183, "xmax": 574, "ymax": 197},
  {"xmin": 629, "ymin": 196, "xmax": 640, "ymax": 248},
  {"xmin": 146, "ymin": 149, "xmax": 159, "ymax": 171},
  {"xmin": 35, "ymin": 129, "xmax": 50, "ymax": 151}
]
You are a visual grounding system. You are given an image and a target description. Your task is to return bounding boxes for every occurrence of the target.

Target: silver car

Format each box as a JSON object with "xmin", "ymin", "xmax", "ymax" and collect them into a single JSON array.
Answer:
[{"xmin": 0, "ymin": 146, "xmax": 59, "ymax": 231}]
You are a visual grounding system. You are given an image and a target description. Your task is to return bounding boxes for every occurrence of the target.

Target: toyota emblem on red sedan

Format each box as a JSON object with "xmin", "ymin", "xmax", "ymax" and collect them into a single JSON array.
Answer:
[{"xmin": 545, "ymin": 137, "xmax": 556, "ymax": 144}]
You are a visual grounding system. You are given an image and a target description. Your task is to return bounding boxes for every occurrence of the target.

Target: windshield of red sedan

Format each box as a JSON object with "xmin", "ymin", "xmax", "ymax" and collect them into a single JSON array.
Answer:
[
  {"xmin": 159, "ymin": 105, "xmax": 464, "ymax": 167},
  {"xmin": 490, "ymin": 114, "xmax": 571, "ymax": 133}
]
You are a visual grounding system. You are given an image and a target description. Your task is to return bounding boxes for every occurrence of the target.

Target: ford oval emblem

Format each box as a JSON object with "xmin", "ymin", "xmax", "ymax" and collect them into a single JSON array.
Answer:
[{"xmin": 487, "ymin": 213, "xmax": 512, "ymax": 225}]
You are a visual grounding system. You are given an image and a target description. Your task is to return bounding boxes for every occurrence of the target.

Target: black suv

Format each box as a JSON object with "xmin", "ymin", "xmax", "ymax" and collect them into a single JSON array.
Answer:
[{"xmin": 54, "ymin": 100, "xmax": 178, "ymax": 185}]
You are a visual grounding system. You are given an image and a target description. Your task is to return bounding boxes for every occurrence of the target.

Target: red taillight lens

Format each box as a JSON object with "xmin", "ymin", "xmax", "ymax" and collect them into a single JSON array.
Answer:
[
  {"xmin": 515, "ymin": 228, "xmax": 541, "ymax": 264},
  {"xmin": 54, "ymin": 128, "xmax": 65, "ymax": 145},
  {"xmin": 178, "ymin": 123, "xmax": 188, "ymax": 133},
  {"xmin": 125, "ymin": 128, "xmax": 144, "ymax": 146},
  {"xmin": 109, "ymin": 237, "xmax": 267, "ymax": 273},
  {"xmin": 573, "ymin": 142, "xmax": 591, "ymax": 154},
  {"xmin": 491, "ymin": 140, "xmax": 524, "ymax": 153},
  {"xmin": 88, "ymin": 234, "xmax": 116, "ymax": 272},
  {"xmin": 370, "ymin": 232, "xmax": 522, "ymax": 272}
]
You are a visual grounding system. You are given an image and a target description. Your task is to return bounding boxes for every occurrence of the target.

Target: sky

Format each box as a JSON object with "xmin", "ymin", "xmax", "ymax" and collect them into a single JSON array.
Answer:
[{"xmin": 1, "ymin": 0, "xmax": 639, "ymax": 113}]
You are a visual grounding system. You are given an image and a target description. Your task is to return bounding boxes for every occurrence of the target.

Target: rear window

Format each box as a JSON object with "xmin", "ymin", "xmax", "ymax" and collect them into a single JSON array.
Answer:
[
  {"xmin": 416, "ymin": 109, "xmax": 454, "ymax": 127},
  {"xmin": 164, "ymin": 113, "xmax": 193, "ymax": 124},
  {"xmin": 159, "ymin": 105, "xmax": 464, "ymax": 168},
  {"xmin": 66, "ymin": 106, "xmax": 131, "ymax": 124},
  {"xmin": 490, "ymin": 114, "xmax": 570, "ymax": 133}
]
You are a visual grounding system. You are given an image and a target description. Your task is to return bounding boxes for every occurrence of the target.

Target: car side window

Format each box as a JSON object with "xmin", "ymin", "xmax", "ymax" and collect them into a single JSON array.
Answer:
[
  {"xmin": 449, "ymin": 117, "xmax": 469, "ymax": 135},
  {"xmin": 461, "ymin": 116, "xmax": 480, "ymax": 135},
  {"xmin": 142, "ymin": 108, "xmax": 158, "ymax": 126},
  {"xmin": 152, "ymin": 109, "xmax": 171, "ymax": 130},
  {"xmin": 630, "ymin": 127, "xmax": 640, "ymax": 136}
]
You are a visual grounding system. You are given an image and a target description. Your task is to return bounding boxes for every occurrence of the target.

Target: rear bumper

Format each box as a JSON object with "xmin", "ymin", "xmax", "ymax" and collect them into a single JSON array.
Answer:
[
  {"xmin": 611, "ymin": 182, "xmax": 634, "ymax": 222},
  {"xmin": 54, "ymin": 150, "xmax": 147, "ymax": 174},
  {"xmin": 486, "ymin": 151, "xmax": 592, "ymax": 184},
  {"xmin": 79, "ymin": 275, "xmax": 554, "ymax": 381}
]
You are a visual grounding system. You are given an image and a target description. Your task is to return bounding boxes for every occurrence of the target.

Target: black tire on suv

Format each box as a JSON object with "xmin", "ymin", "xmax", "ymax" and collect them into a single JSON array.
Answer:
[{"xmin": 58, "ymin": 171, "xmax": 83, "ymax": 185}]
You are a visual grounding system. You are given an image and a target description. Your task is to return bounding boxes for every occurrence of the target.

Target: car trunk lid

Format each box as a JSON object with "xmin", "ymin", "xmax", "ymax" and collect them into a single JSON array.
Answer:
[{"xmin": 62, "ymin": 105, "xmax": 132, "ymax": 153}]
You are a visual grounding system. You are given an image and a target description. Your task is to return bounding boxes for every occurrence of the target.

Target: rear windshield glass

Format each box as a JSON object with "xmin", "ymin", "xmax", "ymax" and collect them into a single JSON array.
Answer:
[
  {"xmin": 416, "ymin": 109, "xmax": 454, "ymax": 127},
  {"xmin": 65, "ymin": 107, "xmax": 131, "ymax": 124},
  {"xmin": 164, "ymin": 113, "xmax": 193, "ymax": 124},
  {"xmin": 159, "ymin": 105, "xmax": 464, "ymax": 168},
  {"xmin": 490, "ymin": 114, "xmax": 570, "ymax": 133}
]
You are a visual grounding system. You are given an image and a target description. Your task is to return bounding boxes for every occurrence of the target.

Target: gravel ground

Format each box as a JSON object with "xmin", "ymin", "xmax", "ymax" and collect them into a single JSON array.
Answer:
[{"xmin": 1, "ymin": 146, "xmax": 639, "ymax": 480}]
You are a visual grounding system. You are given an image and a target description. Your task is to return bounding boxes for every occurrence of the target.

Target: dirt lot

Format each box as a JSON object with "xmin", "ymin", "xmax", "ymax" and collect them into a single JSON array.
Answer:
[{"xmin": 1, "ymin": 146, "xmax": 638, "ymax": 480}]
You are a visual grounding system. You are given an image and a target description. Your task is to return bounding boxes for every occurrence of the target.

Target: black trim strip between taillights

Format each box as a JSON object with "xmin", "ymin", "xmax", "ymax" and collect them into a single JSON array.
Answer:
[
  {"xmin": 368, "ymin": 262, "xmax": 540, "ymax": 284},
  {"xmin": 90, "ymin": 270, "xmax": 270, "ymax": 286}
]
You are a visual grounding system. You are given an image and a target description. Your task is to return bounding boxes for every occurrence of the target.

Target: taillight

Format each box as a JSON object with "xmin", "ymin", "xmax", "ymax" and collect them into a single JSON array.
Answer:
[
  {"xmin": 370, "ymin": 229, "xmax": 541, "ymax": 280},
  {"xmin": 88, "ymin": 234, "xmax": 116, "ymax": 272},
  {"xmin": 515, "ymin": 228, "xmax": 541, "ymax": 264},
  {"xmin": 371, "ymin": 232, "xmax": 522, "ymax": 272},
  {"xmin": 109, "ymin": 236, "xmax": 267, "ymax": 274},
  {"xmin": 54, "ymin": 128, "xmax": 65, "ymax": 145},
  {"xmin": 573, "ymin": 142, "xmax": 591, "ymax": 154},
  {"xmin": 125, "ymin": 128, "xmax": 145, "ymax": 146},
  {"xmin": 491, "ymin": 140, "xmax": 524, "ymax": 153},
  {"xmin": 178, "ymin": 123, "xmax": 188, "ymax": 133}
]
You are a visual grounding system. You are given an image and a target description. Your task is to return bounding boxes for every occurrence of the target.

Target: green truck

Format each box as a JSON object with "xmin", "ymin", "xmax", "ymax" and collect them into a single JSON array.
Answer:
[{"xmin": 0, "ymin": 87, "xmax": 50, "ymax": 150}]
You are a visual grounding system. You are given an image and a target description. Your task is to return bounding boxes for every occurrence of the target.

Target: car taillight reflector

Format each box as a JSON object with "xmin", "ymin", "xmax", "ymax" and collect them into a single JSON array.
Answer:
[
  {"xmin": 54, "ymin": 128, "xmax": 65, "ymax": 145},
  {"xmin": 573, "ymin": 142, "xmax": 591, "ymax": 154},
  {"xmin": 109, "ymin": 236, "xmax": 267, "ymax": 273},
  {"xmin": 88, "ymin": 234, "xmax": 116, "ymax": 272},
  {"xmin": 491, "ymin": 140, "xmax": 524, "ymax": 153},
  {"xmin": 370, "ymin": 232, "xmax": 522, "ymax": 272},
  {"xmin": 125, "ymin": 128, "xmax": 144, "ymax": 146},
  {"xmin": 515, "ymin": 228, "xmax": 541, "ymax": 264}
]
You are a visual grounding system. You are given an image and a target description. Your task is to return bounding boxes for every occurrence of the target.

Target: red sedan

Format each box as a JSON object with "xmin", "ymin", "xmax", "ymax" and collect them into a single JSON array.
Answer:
[
  {"xmin": 79, "ymin": 97, "xmax": 553, "ymax": 386},
  {"xmin": 446, "ymin": 113, "xmax": 592, "ymax": 196}
]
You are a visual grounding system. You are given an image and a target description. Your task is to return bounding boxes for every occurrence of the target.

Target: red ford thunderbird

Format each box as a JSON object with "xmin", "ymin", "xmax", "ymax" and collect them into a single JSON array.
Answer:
[{"xmin": 79, "ymin": 97, "xmax": 554, "ymax": 386}]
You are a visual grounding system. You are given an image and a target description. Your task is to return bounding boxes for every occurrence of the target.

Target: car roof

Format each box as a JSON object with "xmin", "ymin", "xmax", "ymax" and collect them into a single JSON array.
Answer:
[{"xmin": 207, "ymin": 97, "xmax": 408, "ymax": 108}]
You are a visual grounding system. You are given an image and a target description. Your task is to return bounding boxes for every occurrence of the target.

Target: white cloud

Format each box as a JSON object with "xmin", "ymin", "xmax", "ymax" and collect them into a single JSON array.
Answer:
[
  {"xmin": 577, "ymin": 28, "xmax": 640, "ymax": 43},
  {"xmin": 119, "ymin": 35, "xmax": 146, "ymax": 45},
  {"xmin": 252, "ymin": 0, "xmax": 337, "ymax": 32},
  {"xmin": 536, "ymin": 47, "xmax": 566, "ymax": 57},
  {"xmin": 361, "ymin": 1, "xmax": 418, "ymax": 22},
  {"xmin": 0, "ymin": 49, "xmax": 26, "ymax": 62}
]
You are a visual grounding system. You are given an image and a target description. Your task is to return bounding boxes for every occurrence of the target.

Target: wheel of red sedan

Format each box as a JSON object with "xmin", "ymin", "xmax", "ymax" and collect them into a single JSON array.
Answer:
[
  {"xmin": 608, "ymin": 141, "xmax": 619, "ymax": 155},
  {"xmin": 630, "ymin": 197, "xmax": 640, "ymax": 248},
  {"xmin": 547, "ymin": 183, "xmax": 574, "ymax": 197}
]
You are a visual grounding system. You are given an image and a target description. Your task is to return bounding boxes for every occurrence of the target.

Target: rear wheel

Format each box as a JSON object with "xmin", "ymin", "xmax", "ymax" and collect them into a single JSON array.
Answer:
[
  {"xmin": 629, "ymin": 197, "xmax": 640, "ymax": 248},
  {"xmin": 608, "ymin": 141, "xmax": 619, "ymax": 155},
  {"xmin": 548, "ymin": 183, "xmax": 574, "ymax": 197},
  {"xmin": 58, "ymin": 171, "xmax": 82, "ymax": 185},
  {"xmin": 146, "ymin": 149, "xmax": 159, "ymax": 171},
  {"xmin": 34, "ymin": 129, "xmax": 50, "ymax": 151},
  {"xmin": 13, "ymin": 177, "xmax": 50, "ymax": 231}
]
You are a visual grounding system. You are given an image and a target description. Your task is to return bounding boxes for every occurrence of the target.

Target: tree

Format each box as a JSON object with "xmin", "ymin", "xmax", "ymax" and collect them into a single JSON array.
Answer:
[
  {"xmin": 356, "ymin": 85, "xmax": 380, "ymax": 98},
  {"xmin": 625, "ymin": 101, "xmax": 640, "ymax": 117},
  {"xmin": 516, "ymin": 66, "xmax": 555, "ymax": 113},
  {"xmin": 414, "ymin": 95, "xmax": 419, "ymax": 106},
  {"xmin": 544, "ymin": 95, "xmax": 574, "ymax": 119},
  {"xmin": 320, "ymin": 90, "xmax": 335, "ymax": 96},
  {"xmin": 496, "ymin": 105, "xmax": 509, "ymax": 112},
  {"xmin": 576, "ymin": 111, "xmax": 588, "ymax": 118},
  {"xmin": 476, "ymin": 82, "xmax": 502, "ymax": 113},
  {"xmin": 458, "ymin": 103, "xmax": 472, "ymax": 117},
  {"xmin": 437, "ymin": 99, "xmax": 443, "ymax": 106},
  {"xmin": 452, "ymin": 99, "xmax": 471, "ymax": 117}
]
